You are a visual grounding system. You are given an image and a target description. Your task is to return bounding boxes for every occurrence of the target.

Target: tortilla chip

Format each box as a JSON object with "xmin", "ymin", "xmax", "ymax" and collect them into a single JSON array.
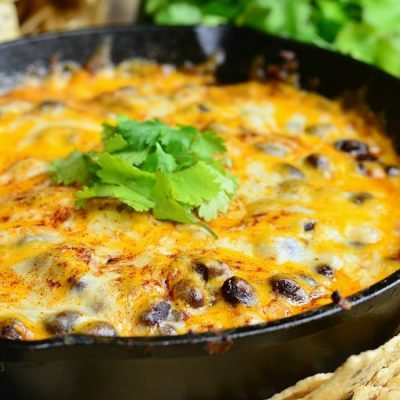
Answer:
[
  {"xmin": 304, "ymin": 335, "xmax": 400, "ymax": 399},
  {"xmin": 351, "ymin": 385, "xmax": 400, "ymax": 400},
  {"xmin": 268, "ymin": 373, "xmax": 333, "ymax": 400},
  {"xmin": 270, "ymin": 335, "xmax": 400, "ymax": 400},
  {"xmin": 0, "ymin": 1, "xmax": 20, "ymax": 42}
]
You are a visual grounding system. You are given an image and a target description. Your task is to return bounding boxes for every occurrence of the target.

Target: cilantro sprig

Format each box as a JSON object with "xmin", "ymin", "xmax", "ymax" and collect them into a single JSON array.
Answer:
[{"xmin": 49, "ymin": 117, "xmax": 237, "ymax": 235}]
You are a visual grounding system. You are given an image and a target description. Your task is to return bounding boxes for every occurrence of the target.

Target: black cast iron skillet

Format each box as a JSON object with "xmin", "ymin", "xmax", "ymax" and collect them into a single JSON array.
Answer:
[{"xmin": 1, "ymin": 25, "xmax": 400, "ymax": 400}]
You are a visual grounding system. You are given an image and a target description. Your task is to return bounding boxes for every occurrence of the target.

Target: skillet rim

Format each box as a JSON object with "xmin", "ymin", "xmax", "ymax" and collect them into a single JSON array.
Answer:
[{"xmin": 0, "ymin": 24, "xmax": 400, "ymax": 352}]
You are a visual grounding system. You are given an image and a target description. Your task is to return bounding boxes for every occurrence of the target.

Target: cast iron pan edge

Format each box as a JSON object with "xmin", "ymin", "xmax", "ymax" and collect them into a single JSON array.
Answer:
[
  {"xmin": 0, "ymin": 25, "xmax": 399, "ymax": 362},
  {"xmin": 1, "ymin": 268, "xmax": 400, "ymax": 362}
]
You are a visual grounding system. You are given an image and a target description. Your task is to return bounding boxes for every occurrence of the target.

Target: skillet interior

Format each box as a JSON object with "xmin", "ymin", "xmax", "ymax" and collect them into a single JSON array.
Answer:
[{"xmin": 1, "ymin": 25, "xmax": 400, "ymax": 400}]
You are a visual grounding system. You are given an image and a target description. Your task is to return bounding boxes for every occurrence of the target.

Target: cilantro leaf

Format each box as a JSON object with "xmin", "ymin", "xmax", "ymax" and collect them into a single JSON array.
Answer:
[
  {"xmin": 167, "ymin": 161, "xmax": 221, "ymax": 206},
  {"xmin": 49, "ymin": 117, "xmax": 237, "ymax": 234},
  {"xmin": 362, "ymin": 0, "xmax": 400, "ymax": 33},
  {"xmin": 94, "ymin": 153, "xmax": 155, "ymax": 199},
  {"xmin": 375, "ymin": 37, "xmax": 400, "ymax": 76},
  {"xmin": 49, "ymin": 151, "xmax": 94, "ymax": 185},
  {"xmin": 76, "ymin": 183, "xmax": 155, "ymax": 211},
  {"xmin": 159, "ymin": 125, "xmax": 196, "ymax": 161},
  {"xmin": 116, "ymin": 117, "xmax": 163, "ymax": 150},
  {"xmin": 102, "ymin": 122, "xmax": 128, "ymax": 153},
  {"xmin": 154, "ymin": 3, "xmax": 203, "ymax": 25},
  {"xmin": 152, "ymin": 172, "xmax": 198, "ymax": 224},
  {"xmin": 141, "ymin": 143, "xmax": 177, "ymax": 172},
  {"xmin": 208, "ymin": 160, "xmax": 238, "ymax": 196},
  {"xmin": 116, "ymin": 150, "xmax": 149, "ymax": 166},
  {"xmin": 198, "ymin": 191, "xmax": 231, "ymax": 221},
  {"xmin": 334, "ymin": 22, "xmax": 377, "ymax": 63},
  {"xmin": 191, "ymin": 130, "xmax": 226, "ymax": 160}
]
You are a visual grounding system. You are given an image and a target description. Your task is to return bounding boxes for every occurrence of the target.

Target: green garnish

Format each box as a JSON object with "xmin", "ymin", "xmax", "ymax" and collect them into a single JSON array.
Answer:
[
  {"xmin": 145, "ymin": 0, "xmax": 400, "ymax": 77},
  {"xmin": 49, "ymin": 117, "xmax": 237, "ymax": 235}
]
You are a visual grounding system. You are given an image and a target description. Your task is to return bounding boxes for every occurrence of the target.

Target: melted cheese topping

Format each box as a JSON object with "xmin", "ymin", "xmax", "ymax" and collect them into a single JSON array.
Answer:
[{"xmin": 0, "ymin": 61, "xmax": 399, "ymax": 339}]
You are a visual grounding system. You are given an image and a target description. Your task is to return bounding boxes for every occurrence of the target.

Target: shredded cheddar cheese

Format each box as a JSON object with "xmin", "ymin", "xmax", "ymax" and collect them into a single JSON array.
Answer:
[{"xmin": 0, "ymin": 60, "xmax": 399, "ymax": 340}]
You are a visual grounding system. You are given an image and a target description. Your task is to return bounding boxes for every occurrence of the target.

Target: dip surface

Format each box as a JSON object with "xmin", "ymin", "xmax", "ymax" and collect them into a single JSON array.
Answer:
[{"xmin": 0, "ymin": 61, "xmax": 399, "ymax": 339}]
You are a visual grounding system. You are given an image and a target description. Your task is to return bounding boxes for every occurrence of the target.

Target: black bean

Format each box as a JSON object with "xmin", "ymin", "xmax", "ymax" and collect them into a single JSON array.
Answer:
[
  {"xmin": 385, "ymin": 165, "xmax": 400, "ymax": 177},
  {"xmin": 334, "ymin": 139, "xmax": 369, "ymax": 156},
  {"xmin": 221, "ymin": 276, "xmax": 257, "ymax": 306},
  {"xmin": 37, "ymin": 100, "xmax": 65, "ymax": 112},
  {"xmin": 76, "ymin": 321, "xmax": 117, "ymax": 337},
  {"xmin": 140, "ymin": 301, "xmax": 171, "ymax": 326},
  {"xmin": 270, "ymin": 277, "xmax": 308, "ymax": 304},
  {"xmin": 331, "ymin": 290, "xmax": 352, "ymax": 310},
  {"xmin": 172, "ymin": 280, "xmax": 205, "ymax": 308},
  {"xmin": 194, "ymin": 263, "xmax": 209, "ymax": 282},
  {"xmin": 197, "ymin": 104, "xmax": 210, "ymax": 112},
  {"xmin": 256, "ymin": 143, "xmax": 288, "ymax": 157},
  {"xmin": 349, "ymin": 240, "xmax": 365, "ymax": 247},
  {"xmin": 71, "ymin": 278, "xmax": 87, "ymax": 292},
  {"xmin": 0, "ymin": 319, "xmax": 30, "ymax": 340},
  {"xmin": 45, "ymin": 311, "xmax": 80, "ymax": 335},
  {"xmin": 350, "ymin": 192, "xmax": 373, "ymax": 205},
  {"xmin": 316, "ymin": 264, "xmax": 335, "ymax": 278},
  {"xmin": 304, "ymin": 154, "xmax": 330, "ymax": 170},
  {"xmin": 303, "ymin": 221, "xmax": 316, "ymax": 232},
  {"xmin": 194, "ymin": 258, "xmax": 231, "ymax": 279}
]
